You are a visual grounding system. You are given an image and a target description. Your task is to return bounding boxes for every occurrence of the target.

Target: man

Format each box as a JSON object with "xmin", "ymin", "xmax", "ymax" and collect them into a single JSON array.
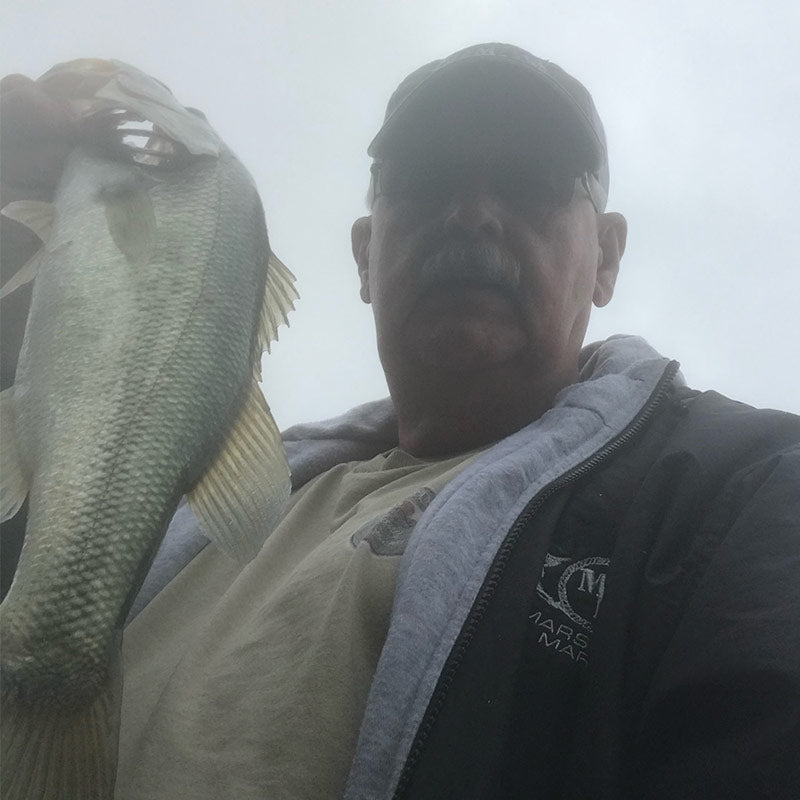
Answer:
[{"xmin": 2, "ymin": 43, "xmax": 799, "ymax": 799}]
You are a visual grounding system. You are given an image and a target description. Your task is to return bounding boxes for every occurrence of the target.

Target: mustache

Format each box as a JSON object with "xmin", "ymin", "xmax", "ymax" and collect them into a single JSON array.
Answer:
[{"xmin": 419, "ymin": 239, "xmax": 521, "ymax": 293}]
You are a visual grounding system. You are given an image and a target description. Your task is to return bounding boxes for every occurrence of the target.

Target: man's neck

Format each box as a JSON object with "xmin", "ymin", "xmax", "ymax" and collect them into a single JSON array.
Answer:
[{"xmin": 389, "ymin": 362, "xmax": 578, "ymax": 457}]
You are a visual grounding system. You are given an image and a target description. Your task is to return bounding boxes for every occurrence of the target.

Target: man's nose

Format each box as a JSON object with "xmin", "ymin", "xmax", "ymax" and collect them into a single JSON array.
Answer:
[{"xmin": 443, "ymin": 184, "xmax": 504, "ymax": 240}]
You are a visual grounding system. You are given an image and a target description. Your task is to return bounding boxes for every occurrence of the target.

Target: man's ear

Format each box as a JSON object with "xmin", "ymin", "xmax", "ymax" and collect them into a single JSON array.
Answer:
[
  {"xmin": 351, "ymin": 216, "xmax": 372, "ymax": 304},
  {"xmin": 593, "ymin": 211, "xmax": 627, "ymax": 307}
]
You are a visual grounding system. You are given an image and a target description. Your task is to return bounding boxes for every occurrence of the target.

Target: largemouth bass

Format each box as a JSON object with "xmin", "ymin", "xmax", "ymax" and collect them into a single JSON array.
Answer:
[{"xmin": 0, "ymin": 59, "xmax": 298, "ymax": 799}]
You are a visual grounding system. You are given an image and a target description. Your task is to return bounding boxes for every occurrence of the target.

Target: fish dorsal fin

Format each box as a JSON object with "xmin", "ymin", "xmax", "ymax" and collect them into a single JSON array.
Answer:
[
  {"xmin": 257, "ymin": 251, "xmax": 299, "ymax": 361},
  {"xmin": 1, "ymin": 200, "xmax": 55, "ymax": 242},
  {"xmin": 0, "ymin": 388, "xmax": 30, "ymax": 522},
  {"xmin": 187, "ymin": 379, "xmax": 290, "ymax": 564}
]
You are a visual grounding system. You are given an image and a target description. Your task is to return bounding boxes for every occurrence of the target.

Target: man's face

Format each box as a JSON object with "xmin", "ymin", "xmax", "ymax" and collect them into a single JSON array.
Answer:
[{"xmin": 352, "ymin": 138, "xmax": 625, "ymax": 394}]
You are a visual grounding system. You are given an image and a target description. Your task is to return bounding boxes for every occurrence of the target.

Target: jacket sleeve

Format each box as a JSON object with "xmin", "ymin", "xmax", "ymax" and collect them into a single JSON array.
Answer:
[{"xmin": 636, "ymin": 443, "xmax": 800, "ymax": 799}]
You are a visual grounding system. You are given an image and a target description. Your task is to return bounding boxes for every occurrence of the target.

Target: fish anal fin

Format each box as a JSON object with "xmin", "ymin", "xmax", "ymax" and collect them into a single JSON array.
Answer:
[
  {"xmin": 187, "ymin": 380, "xmax": 290, "ymax": 564},
  {"xmin": 1, "ymin": 200, "xmax": 55, "ymax": 243},
  {"xmin": 0, "ymin": 388, "xmax": 29, "ymax": 522},
  {"xmin": 101, "ymin": 184, "xmax": 157, "ymax": 266},
  {"xmin": 256, "ymin": 251, "xmax": 299, "ymax": 360},
  {"xmin": 0, "ymin": 644, "xmax": 122, "ymax": 800}
]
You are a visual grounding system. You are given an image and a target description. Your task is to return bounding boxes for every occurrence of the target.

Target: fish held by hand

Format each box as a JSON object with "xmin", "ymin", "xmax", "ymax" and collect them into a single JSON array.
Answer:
[{"xmin": 0, "ymin": 58, "xmax": 298, "ymax": 800}]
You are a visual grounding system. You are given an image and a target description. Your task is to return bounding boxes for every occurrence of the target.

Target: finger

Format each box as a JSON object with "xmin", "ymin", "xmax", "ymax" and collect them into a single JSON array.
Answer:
[
  {"xmin": 0, "ymin": 74, "xmax": 76, "ymax": 194},
  {"xmin": 0, "ymin": 74, "xmax": 73, "ymax": 140}
]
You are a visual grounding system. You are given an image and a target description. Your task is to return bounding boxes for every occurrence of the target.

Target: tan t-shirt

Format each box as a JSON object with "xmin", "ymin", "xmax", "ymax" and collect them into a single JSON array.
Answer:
[{"xmin": 116, "ymin": 447, "xmax": 482, "ymax": 800}]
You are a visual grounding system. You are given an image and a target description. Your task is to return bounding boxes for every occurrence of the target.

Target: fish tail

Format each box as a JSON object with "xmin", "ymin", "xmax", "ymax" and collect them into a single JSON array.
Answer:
[{"xmin": 1, "ymin": 646, "xmax": 122, "ymax": 800}]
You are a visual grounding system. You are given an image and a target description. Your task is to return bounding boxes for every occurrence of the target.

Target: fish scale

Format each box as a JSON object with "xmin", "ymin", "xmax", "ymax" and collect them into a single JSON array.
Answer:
[{"xmin": 0, "ymin": 58, "xmax": 298, "ymax": 799}]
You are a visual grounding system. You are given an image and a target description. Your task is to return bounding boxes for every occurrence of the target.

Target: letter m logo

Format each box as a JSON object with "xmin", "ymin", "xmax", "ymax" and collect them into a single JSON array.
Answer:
[{"xmin": 577, "ymin": 567, "xmax": 606, "ymax": 618}]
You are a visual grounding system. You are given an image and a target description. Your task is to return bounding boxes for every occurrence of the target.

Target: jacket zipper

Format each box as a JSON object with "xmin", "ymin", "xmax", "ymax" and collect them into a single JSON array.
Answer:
[{"xmin": 391, "ymin": 360, "xmax": 681, "ymax": 799}]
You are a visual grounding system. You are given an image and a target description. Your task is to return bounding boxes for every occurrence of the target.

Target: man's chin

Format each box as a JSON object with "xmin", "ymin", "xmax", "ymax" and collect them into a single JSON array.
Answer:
[
  {"xmin": 408, "ymin": 323, "xmax": 526, "ymax": 374},
  {"xmin": 382, "ymin": 287, "xmax": 528, "ymax": 373}
]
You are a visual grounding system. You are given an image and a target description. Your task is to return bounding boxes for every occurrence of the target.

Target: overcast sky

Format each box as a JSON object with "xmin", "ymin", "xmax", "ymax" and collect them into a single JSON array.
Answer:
[{"xmin": 2, "ymin": 0, "xmax": 798, "ymax": 429}]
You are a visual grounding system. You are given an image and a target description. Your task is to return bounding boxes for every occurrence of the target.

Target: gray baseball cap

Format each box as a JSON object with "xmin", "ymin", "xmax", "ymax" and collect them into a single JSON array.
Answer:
[{"xmin": 368, "ymin": 43, "xmax": 609, "ymax": 210}]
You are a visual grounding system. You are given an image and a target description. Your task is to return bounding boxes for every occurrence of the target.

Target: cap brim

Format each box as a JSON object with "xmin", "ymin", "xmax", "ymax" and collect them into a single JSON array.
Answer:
[{"xmin": 368, "ymin": 55, "xmax": 604, "ymax": 179}]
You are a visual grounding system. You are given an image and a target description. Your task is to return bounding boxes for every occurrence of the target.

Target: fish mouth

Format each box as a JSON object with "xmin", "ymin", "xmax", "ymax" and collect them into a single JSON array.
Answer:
[
  {"xmin": 37, "ymin": 61, "xmax": 185, "ymax": 167},
  {"xmin": 38, "ymin": 59, "xmax": 171, "ymax": 100},
  {"xmin": 82, "ymin": 109, "xmax": 192, "ymax": 169},
  {"xmin": 36, "ymin": 59, "xmax": 222, "ymax": 159},
  {"xmin": 38, "ymin": 60, "xmax": 125, "ymax": 106}
]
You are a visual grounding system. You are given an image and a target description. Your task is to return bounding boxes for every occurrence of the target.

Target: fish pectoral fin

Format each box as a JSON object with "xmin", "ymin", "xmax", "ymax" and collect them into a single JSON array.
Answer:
[
  {"xmin": 256, "ymin": 250, "xmax": 299, "ymax": 360},
  {"xmin": 101, "ymin": 183, "xmax": 157, "ymax": 266},
  {"xmin": 0, "ymin": 637, "xmax": 123, "ymax": 800},
  {"xmin": 187, "ymin": 379, "xmax": 290, "ymax": 564},
  {"xmin": 0, "ymin": 247, "xmax": 44, "ymax": 300},
  {"xmin": 1, "ymin": 200, "xmax": 55, "ymax": 242},
  {"xmin": 0, "ymin": 388, "xmax": 29, "ymax": 522},
  {"xmin": 0, "ymin": 201, "xmax": 54, "ymax": 299}
]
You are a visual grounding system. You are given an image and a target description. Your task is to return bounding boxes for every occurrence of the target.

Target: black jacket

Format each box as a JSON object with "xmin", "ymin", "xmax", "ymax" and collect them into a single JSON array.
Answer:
[{"xmin": 395, "ymin": 385, "xmax": 800, "ymax": 799}]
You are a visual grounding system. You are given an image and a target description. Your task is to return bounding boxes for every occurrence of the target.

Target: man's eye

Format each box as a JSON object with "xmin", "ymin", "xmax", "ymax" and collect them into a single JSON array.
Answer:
[
  {"xmin": 409, "ymin": 169, "xmax": 458, "ymax": 202},
  {"xmin": 501, "ymin": 178, "xmax": 552, "ymax": 207},
  {"xmin": 381, "ymin": 165, "xmax": 454, "ymax": 202},
  {"xmin": 375, "ymin": 162, "xmax": 575, "ymax": 211},
  {"xmin": 496, "ymin": 167, "xmax": 559, "ymax": 207}
]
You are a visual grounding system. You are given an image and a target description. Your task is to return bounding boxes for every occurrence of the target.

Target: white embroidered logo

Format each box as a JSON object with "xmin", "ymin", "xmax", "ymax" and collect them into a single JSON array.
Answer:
[
  {"xmin": 528, "ymin": 553, "xmax": 610, "ymax": 666},
  {"xmin": 535, "ymin": 554, "xmax": 610, "ymax": 632}
]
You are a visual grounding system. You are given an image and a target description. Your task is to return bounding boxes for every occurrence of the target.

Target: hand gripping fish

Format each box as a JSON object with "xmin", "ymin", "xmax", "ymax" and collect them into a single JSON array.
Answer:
[{"xmin": 0, "ymin": 59, "xmax": 298, "ymax": 799}]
